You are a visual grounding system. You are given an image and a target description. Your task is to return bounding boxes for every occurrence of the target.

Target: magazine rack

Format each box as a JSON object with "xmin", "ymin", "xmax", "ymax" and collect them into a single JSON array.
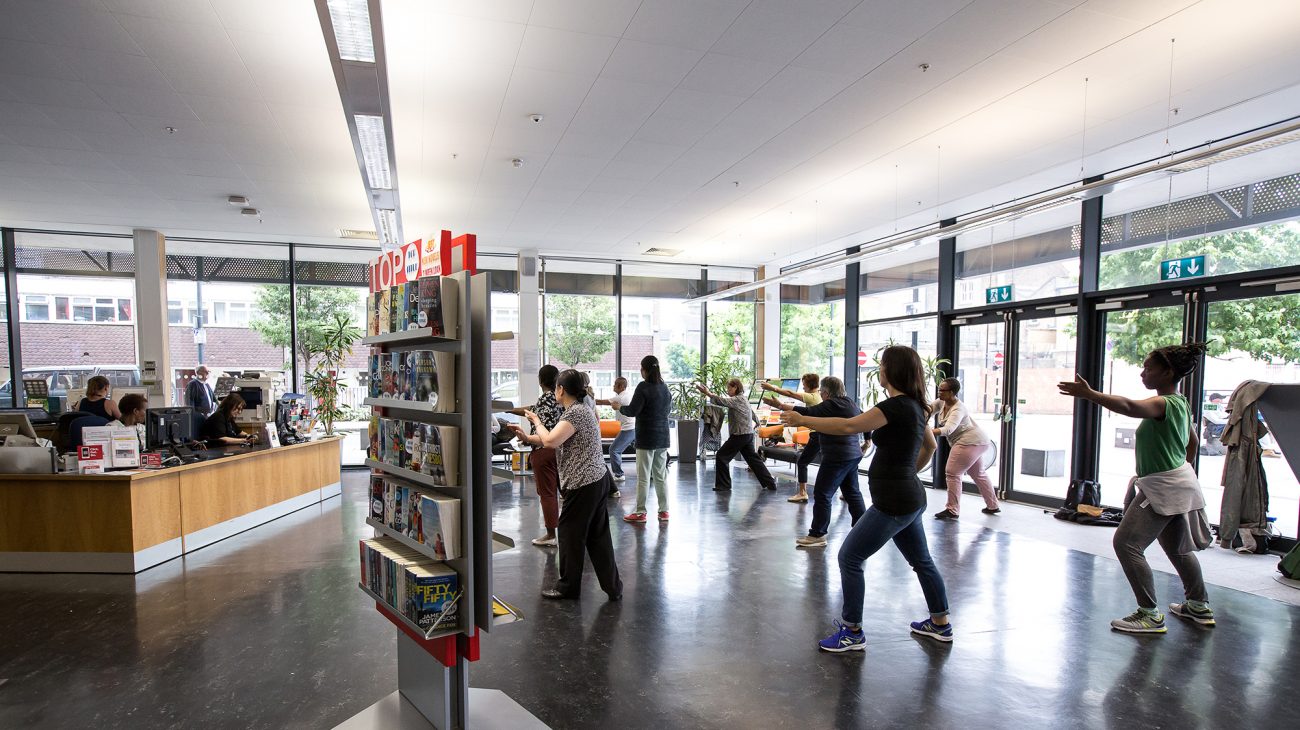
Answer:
[{"xmin": 340, "ymin": 271, "xmax": 543, "ymax": 729}]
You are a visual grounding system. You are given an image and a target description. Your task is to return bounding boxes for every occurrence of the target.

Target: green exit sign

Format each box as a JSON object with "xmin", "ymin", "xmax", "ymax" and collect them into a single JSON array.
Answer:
[
  {"xmin": 986, "ymin": 285, "xmax": 1013, "ymax": 304},
  {"xmin": 1160, "ymin": 255, "xmax": 1206, "ymax": 281}
]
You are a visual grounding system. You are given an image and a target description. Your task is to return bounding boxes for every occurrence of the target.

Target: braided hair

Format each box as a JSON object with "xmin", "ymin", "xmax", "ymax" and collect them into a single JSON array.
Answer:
[{"xmin": 1149, "ymin": 343, "xmax": 1208, "ymax": 380}]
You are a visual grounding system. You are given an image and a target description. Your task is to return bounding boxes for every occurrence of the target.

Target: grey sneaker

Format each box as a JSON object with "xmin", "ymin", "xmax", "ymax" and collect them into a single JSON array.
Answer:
[
  {"xmin": 796, "ymin": 535, "xmax": 828, "ymax": 548},
  {"xmin": 1169, "ymin": 602, "xmax": 1216, "ymax": 626},
  {"xmin": 1111, "ymin": 609, "xmax": 1166, "ymax": 634}
]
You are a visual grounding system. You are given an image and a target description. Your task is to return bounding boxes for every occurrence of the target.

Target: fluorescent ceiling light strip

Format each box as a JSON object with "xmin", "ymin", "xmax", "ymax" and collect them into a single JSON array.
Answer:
[
  {"xmin": 377, "ymin": 209, "xmax": 397, "ymax": 247},
  {"xmin": 327, "ymin": 0, "xmax": 375, "ymax": 62},
  {"xmin": 691, "ymin": 117, "xmax": 1300, "ymax": 304},
  {"xmin": 354, "ymin": 114, "xmax": 392, "ymax": 189}
]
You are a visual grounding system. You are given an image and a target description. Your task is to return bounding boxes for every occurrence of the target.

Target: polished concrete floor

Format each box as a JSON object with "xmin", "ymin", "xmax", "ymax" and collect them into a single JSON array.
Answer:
[{"xmin": 1, "ymin": 462, "xmax": 1298, "ymax": 729}]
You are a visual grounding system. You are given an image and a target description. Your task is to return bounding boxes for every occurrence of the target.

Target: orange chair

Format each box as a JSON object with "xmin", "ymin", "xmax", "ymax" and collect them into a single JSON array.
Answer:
[{"xmin": 599, "ymin": 420, "xmax": 621, "ymax": 439}]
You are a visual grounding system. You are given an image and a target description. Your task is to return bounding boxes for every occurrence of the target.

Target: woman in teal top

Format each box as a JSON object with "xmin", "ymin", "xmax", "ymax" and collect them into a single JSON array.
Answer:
[{"xmin": 1059, "ymin": 343, "xmax": 1214, "ymax": 634}]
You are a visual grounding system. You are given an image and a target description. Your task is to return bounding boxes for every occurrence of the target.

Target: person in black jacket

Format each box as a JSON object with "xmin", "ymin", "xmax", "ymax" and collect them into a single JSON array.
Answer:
[
  {"xmin": 767, "ymin": 376, "xmax": 865, "ymax": 548},
  {"xmin": 185, "ymin": 366, "xmax": 216, "ymax": 416},
  {"xmin": 620, "ymin": 355, "xmax": 672, "ymax": 524},
  {"xmin": 202, "ymin": 393, "xmax": 257, "ymax": 447}
]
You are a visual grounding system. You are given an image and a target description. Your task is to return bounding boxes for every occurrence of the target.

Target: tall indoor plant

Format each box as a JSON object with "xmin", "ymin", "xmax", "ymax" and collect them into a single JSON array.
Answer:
[
  {"xmin": 859, "ymin": 340, "xmax": 951, "ymax": 408},
  {"xmin": 303, "ymin": 312, "xmax": 362, "ymax": 437},
  {"xmin": 670, "ymin": 358, "xmax": 752, "ymax": 462}
]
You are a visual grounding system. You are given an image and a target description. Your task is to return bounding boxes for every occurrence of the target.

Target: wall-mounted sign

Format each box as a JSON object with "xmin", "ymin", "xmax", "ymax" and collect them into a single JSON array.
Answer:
[
  {"xmin": 1160, "ymin": 255, "xmax": 1206, "ymax": 281},
  {"xmin": 986, "ymin": 285, "xmax": 1013, "ymax": 304}
]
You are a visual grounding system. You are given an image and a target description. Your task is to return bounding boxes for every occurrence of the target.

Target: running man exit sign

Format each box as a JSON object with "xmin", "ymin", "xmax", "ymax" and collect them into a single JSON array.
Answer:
[
  {"xmin": 1160, "ymin": 255, "xmax": 1206, "ymax": 281},
  {"xmin": 986, "ymin": 285, "xmax": 1013, "ymax": 304}
]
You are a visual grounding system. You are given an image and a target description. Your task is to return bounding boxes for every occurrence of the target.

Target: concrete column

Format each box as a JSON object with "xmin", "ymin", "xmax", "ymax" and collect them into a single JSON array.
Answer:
[
  {"xmin": 756, "ymin": 266, "xmax": 780, "ymax": 378},
  {"xmin": 517, "ymin": 249, "xmax": 540, "ymax": 407},
  {"xmin": 133, "ymin": 229, "xmax": 172, "ymax": 405}
]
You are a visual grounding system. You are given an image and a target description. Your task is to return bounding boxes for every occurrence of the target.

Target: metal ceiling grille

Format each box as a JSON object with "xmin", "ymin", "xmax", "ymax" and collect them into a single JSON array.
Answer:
[
  {"xmin": 294, "ymin": 260, "xmax": 369, "ymax": 286},
  {"xmin": 166, "ymin": 255, "xmax": 289, "ymax": 283},
  {"xmin": 1252, "ymin": 172, "xmax": 1300, "ymax": 215},
  {"xmin": 15, "ymin": 247, "xmax": 136, "ymax": 276}
]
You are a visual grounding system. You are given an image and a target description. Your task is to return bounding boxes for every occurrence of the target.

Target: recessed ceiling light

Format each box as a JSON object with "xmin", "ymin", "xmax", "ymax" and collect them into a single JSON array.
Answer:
[
  {"xmin": 918, "ymin": 63, "xmax": 931, "ymax": 72},
  {"xmin": 354, "ymin": 114, "xmax": 392, "ymax": 189},
  {"xmin": 528, "ymin": 114, "xmax": 544, "ymax": 123},
  {"xmin": 511, "ymin": 158, "xmax": 524, "ymax": 168},
  {"xmin": 227, "ymin": 195, "xmax": 249, "ymax": 206},
  {"xmin": 644, "ymin": 247, "xmax": 682, "ymax": 257},
  {"xmin": 337, "ymin": 228, "xmax": 379, "ymax": 240}
]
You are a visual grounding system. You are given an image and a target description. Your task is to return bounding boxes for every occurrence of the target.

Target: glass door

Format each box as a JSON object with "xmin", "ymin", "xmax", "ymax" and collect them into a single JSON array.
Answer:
[
  {"xmin": 1006, "ymin": 315, "xmax": 1077, "ymax": 500},
  {"xmin": 953, "ymin": 320, "xmax": 1007, "ymax": 493},
  {"xmin": 1097, "ymin": 304, "xmax": 1185, "ymax": 507}
]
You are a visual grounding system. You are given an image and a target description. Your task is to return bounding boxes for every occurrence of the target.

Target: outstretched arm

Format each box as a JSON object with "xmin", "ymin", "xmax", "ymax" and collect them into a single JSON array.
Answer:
[
  {"xmin": 782, "ymin": 406, "xmax": 886, "ymax": 435},
  {"xmin": 1058, "ymin": 374, "xmax": 1167, "ymax": 420}
]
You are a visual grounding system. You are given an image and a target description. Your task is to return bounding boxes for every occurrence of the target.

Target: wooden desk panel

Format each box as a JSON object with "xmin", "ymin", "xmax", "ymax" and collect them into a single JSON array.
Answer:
[{"xmin": 179, "ymin": 439, "xmax": 340, "ymax": 535}]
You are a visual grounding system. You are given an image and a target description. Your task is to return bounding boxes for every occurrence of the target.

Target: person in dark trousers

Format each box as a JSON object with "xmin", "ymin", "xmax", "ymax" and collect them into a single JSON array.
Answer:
[
  {"xmin": 766, "ymin": 376, "xmax": 864, "ymax": 548},
  {"xmin": 186, "ymin": 366, "xmax": 216, "ymax": 416},
  {"xmin": 762, "ymin": 373, "xmax": 823, "ymax": 503},
  {"xmin": 697, "ymin": 377, "xmax": 776, "ymax": 492},
  {"xmin": 202, "ymin": 393, "xmax": 257, "ymax": 447},
  {"xmin": 509, "ymin": 369, "xmax": 622, "ymax": 601},
  {"xmin": 784, "ymin": 346, "xmax": 950, "ymax": 652},
  {"xmin": 621, "ymin": 356, "xmax": 672, "ymax": 523},
  {"xmin": 508, "ymin": 365, "xmax": 564, "ymax": 547},
  {"xmin": 1059, "ymin": 343, "xmax": 1214, "ymax": 633}
]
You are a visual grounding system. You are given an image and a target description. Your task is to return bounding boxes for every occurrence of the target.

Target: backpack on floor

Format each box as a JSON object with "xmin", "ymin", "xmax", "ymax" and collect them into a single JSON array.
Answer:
[
  {"xmin": 1063, "ymin": 479, "xmax": 1101, "ymax": 510},
  {"xmin": 1279, "ymin": 543, "xmax": 1300, "ymax": 580}
]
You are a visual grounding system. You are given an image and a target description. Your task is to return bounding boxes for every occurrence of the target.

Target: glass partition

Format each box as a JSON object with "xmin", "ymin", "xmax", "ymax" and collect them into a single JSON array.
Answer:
[
  {"xmin": 955, "ymin": 202, "xmax": 1081, "ymax": 308},
  {"xmin": 542, "ymin": 260, "xmax": 617, "ymax": 398},
  {"xmin": 780, "ymin": 267, "xmax": 846, "ymax": 380},
  {"xmin": 621, "ymin": 263, "xmax": 702, "ymax": 387}
]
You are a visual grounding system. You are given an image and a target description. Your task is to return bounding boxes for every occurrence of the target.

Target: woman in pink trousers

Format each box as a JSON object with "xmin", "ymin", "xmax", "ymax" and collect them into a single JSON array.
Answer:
[{"xmin": 931, "ymin": 378, "xmax": 999, "ymax": 520}]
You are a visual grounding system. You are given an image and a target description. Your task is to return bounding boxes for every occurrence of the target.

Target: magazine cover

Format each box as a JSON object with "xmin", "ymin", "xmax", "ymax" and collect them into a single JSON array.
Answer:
[
  {"xmin": 418, "ymin": 494, "xmax": 460, "ymax": 559},
  {"xmin": 405, "ymin": 564, "xmax": 459, "ymax": 631},
  {"xmin": 413, "ymin": 351, "xmax": 438, "ymax": 406},
  {"xmin": 369, "ymin": 475, "xmax": 384, "ymax": 521},
  {"xmin": 389, "ymin": 285, "xmax": 401, "ymax": 334}
]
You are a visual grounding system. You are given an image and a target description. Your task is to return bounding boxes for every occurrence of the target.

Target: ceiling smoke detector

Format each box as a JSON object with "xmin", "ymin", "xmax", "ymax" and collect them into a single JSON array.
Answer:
[
  {"xmin": 227, "ymin": 195, "xmax": 249, "ymax": 206},
  {"xmin": 240, "ymin": 207, "xmax": 260, "ymax": 216},
  {"xmin": 511, "ymin": 158, "xmax": 524, "ymax": 168},
  {"xmin": 528, "ymin": 114, "xmax": 544, "ymax": 123},
  {"xmin": 643, "ymin": 247, "xmax": 682, "ymax": 257}
]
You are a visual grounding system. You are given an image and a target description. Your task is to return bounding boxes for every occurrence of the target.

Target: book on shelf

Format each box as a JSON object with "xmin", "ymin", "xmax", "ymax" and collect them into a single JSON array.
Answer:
[
  {"xmin": 377, "ymin": 288, "xmax": 390, "ymax": 335},
  {"xmin": 369, "ymin": 476, "xmax": 462, "ymax": 559},
  {"xmin": 370, "ymin": 418, "xmax": 460, "ymax": 486},
  {"xmin": 369, "ymin": 351, "xmax": 456, "ymax": 412},
  {"xmin": 389, "ymin": 286, "xmax": 401, "ymax": 334},
  {"xmin": 417, "ymin": 275, "xmax": 459, "ymax": 338},
  {"xmin": 404, "ymin": 281, "xmax": 421, "ymax": 332},
  {"xmin": 359, "ymin": 536, "xmax": 459, "ymax": 632}
]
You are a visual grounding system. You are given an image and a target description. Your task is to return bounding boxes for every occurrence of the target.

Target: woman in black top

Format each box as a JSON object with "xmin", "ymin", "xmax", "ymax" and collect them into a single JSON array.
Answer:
[
  {"xmin": 77, "ymin": 375, "xmax": 122, "ymax": 421},
  {"xmin": 783, "ymin": 346, "xmax": 950, "ymax": 652},
  {"xmin": 202, "ymin": 393, "xmax": 257, "ymax": 446},
  {"xmin": 766, "ymin": 376, "xmax": 864, "ymax": 548},
  {"xmin": 620, "ymin": 355, "xmax": 672, "ymax": 523}
]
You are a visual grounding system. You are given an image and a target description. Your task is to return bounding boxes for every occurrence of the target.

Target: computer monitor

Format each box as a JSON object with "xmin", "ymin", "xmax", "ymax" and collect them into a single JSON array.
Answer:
[
  {"xmin": 748, "ymin": 379, "xmax": 780, "ymax": 405},
  {"xmin": 780, "ymin": 377, "xmax": 801, "ymax": 392},
  {"xmin": 237, "ymin": 386, "xmax": 264, "ymax": 409},
  {"xmin": 0, "ymin": 412, "xmax": 39, "ymax": 441},
  {"xmin": 146, "ymin": 407, "xmax": 196, "ymax": 450}
]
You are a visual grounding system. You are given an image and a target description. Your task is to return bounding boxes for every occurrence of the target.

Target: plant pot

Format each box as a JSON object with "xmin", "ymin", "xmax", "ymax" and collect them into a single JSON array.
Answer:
[{"xmin": 674, "ymin": 418, "xmax": 701, "ymax": 463}]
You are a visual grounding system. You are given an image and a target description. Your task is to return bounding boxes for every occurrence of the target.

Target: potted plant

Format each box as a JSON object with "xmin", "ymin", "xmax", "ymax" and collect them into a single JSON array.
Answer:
[
  {"xmin": 858, "ymin": 340, "xmax": 952, "ymax": 409},
  {"xmin": 303, "ymin": 312, "xmax": 362, "ymax": 437}
]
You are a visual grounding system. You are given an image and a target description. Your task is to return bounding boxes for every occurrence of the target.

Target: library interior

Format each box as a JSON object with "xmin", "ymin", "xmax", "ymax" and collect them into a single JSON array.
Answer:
[{"xmin": 2, "ymin": 1, "xmax": 1300, "ymax": 728}]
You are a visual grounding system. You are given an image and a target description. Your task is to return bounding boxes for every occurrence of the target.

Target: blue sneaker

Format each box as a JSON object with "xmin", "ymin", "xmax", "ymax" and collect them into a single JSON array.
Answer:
[
  {"xmin": 818, "ymin": 620, "xmax": 866, "ymax": 653},
  {"xmin": 910, "ymin": 618, "xmax": 953, "ymax": 642}
]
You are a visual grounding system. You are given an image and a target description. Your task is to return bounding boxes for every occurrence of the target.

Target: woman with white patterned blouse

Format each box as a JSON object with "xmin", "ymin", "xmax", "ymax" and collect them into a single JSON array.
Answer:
[{"xmin": 510, "ymin": 369, "xmax": 623, "ymax": 601}]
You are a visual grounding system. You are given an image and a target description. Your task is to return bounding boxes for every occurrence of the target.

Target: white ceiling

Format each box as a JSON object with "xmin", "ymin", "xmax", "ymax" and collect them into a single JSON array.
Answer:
[
  {"xmin": 1, "ymin": 0, "xmax": 1299, "ymax": 267},
  {"xmin": 0, "ymin": 0, "xmax": 374, "ymax": 244},
  {"xmin": 386, "ymin": 0, "xmax": 1300, "ymax": 267}
]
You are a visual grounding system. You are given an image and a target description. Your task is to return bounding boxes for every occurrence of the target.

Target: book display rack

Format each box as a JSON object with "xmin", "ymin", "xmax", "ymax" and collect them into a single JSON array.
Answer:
[{"xmin": 340, "ymin": 270, "xmax": 543, "ymax": 730}]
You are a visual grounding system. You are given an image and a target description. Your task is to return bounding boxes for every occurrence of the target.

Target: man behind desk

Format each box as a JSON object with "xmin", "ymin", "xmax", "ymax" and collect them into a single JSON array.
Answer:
[
  {"xmin": 202, "ymin": 393, "xmax": 258, "ymax": 447},
  {"xmin": 186, "ymin": 366, "xmax": 216, "ymax": 416},
  {"xmin": 108, "ymin": 393, "xmax": 149, "ymax": 451}
]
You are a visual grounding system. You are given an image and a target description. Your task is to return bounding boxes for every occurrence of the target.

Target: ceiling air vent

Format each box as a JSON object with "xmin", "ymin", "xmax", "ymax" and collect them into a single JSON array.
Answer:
[
  {"xmin": 643, "ymin": 247, "xmax": 682, "ymax": 257},
  {"xmin": 337, "ymin": 229, "xmax": 380, "ymax": 240}
]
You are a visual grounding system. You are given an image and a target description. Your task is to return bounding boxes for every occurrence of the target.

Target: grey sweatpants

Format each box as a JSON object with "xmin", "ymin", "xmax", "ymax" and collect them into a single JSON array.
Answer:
[{"xmin": 1112, "ymin": 499, "xmax": 1208, "ymax": 609}]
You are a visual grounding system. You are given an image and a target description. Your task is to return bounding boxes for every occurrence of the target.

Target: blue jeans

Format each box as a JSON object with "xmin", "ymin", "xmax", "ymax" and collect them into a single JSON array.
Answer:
[
  {"xmin": 608, "ymin": 429, "xmax": 636, "ymax": 477},
  {"xmin": 839, "ymin": 504, "xmax": 948, "ymax": 625},
  {"xmin": 808, "ymin": 459, "xmax": 864, "ymax": 537}
]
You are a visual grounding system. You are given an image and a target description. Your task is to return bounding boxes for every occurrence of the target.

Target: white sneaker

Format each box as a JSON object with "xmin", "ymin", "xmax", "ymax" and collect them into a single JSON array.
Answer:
[
  {"xmin": 613, "ymin": 474, "xmax": 626, "ymax": 482},
  {"xmin": 796, "ymin": 535, "xmax": 828, "ymax": 548},
  {"xmin": 531, "ymin": 535, "xmax": 557, "ymax": 547}
]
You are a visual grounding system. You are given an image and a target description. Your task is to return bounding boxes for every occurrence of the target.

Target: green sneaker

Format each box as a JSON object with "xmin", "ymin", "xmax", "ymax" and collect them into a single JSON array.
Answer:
[
  {"xmin": 1169, "ymin": 602, "xmax": 1216, "ymax": 626},
  {"xmin": 1111, "ymin": 609, "xmax": 1167, "ymax": 634}
]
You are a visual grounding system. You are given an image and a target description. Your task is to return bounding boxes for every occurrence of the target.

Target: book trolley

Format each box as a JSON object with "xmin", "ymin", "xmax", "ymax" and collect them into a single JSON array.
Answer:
[{"xmin": 340, "ymin": 270, "xmax": 543, "ymax": 729}]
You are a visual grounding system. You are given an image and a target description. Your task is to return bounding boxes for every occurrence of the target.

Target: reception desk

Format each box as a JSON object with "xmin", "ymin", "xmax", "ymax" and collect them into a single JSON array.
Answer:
[{"xmin": 0, "ymin": 438, "xmax": 342, "ymax": 574}]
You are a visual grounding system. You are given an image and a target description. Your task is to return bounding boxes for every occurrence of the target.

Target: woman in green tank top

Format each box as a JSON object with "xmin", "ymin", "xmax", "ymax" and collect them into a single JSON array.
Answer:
[{"xmin": 1059, "ymin": 343, "xmax": 1215, "ymax": 635}]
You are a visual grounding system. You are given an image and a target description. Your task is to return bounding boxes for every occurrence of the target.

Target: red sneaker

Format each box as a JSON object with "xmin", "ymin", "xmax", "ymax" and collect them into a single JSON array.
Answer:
[
  {"xmin": 623, "ymin": 512, "xmax": 648, "ymax": 523},
  {"xmin": 658, "ymin": 511, "xmax": 669, "ymax": 521}
]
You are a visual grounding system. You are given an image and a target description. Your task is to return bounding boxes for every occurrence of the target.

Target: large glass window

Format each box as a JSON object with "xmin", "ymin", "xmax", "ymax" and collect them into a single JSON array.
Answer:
[
  {"xmin": 857, "ymin": 317, "xmax": 938, "ymax": 472},
  {"xmin": 621, "ymin": 264, "xmax": 702, "ymax": 387},
  {"xmin": 165, "ymin": 241, "xmax": 291, "ymax": 408},
  {"xmin": 706, "ymin": 266, "xmax": 756, "ymax": 377},
  {"xmin": 1099, "ymin": 146, "xmax": 1300, "ymax": 290},
  {"xmin": 16, "ymin": 233, "xmax": 139, "ymax": 412},
  {"xmin": 780, "ymin": 268, "xmax": 846, "ymax": 380},
  {"xmin": 955, "ymin": 203, "xmax": 1081, "ymax": 308},
  {"xmin": 484, "ymin": 261, "xmax": 521, "ymax": 404},
  {"xmin": 858, "ymin": 240, "xmax": 939, "ymax": 320},
  {"xmin": 543, "ymin": 260, "xmax": 616, "ymax": 398}
]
